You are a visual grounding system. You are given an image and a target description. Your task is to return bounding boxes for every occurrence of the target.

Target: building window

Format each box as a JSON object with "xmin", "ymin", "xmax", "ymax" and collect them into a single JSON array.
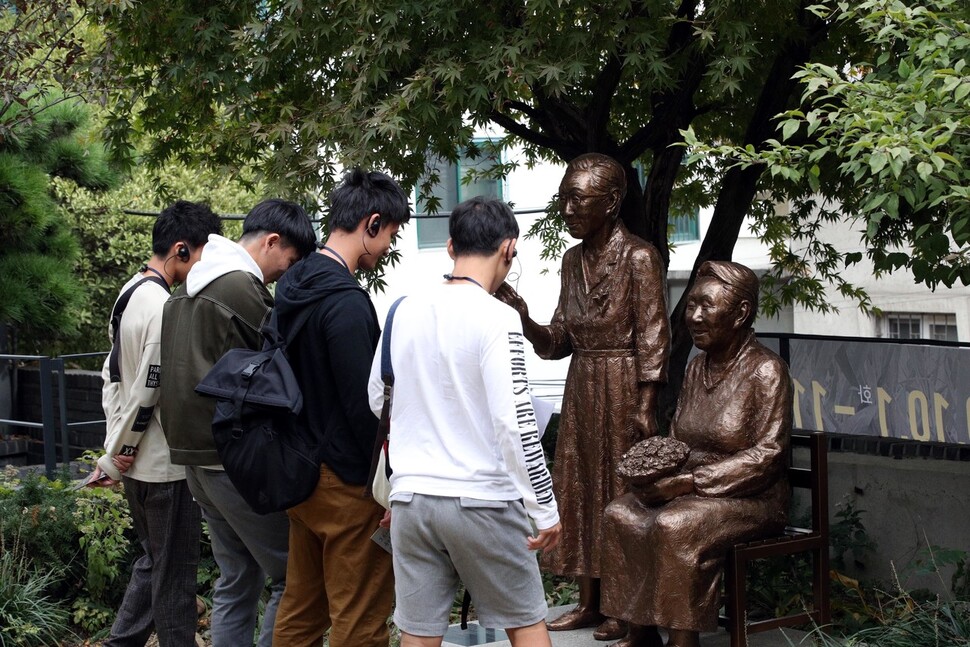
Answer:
[
  {"xmin": 634, "ymin": 162, "xmax": 700, "ymax": 243},
  {"xmin": 882, "ymin": 313, "xmax": 958, "ymax": 341},
  {"xmin": 416, "ymin": 144, "xmax": 504, "ymax": 249},
  {"xmin": 669, "ymin": 208, "xmax": 700, "ymax": 243}
]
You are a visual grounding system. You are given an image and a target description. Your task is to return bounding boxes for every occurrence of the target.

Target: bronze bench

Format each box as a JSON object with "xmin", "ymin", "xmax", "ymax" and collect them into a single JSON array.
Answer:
[{"xmin": 719, "ymin": 431, "xmax": 830, "ymax": 647}]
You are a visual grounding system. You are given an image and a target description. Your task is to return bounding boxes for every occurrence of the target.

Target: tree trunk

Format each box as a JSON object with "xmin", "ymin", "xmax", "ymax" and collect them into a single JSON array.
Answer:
[
  {"xmin": 642, "ymin": 144, "xmax": 687, "ymax": 270},
  {"xmin": 620, "ymin": 164, "xmax": 649, "ymax": 241},
  {"xmin": 659, "ymin": 6, "xmax": 832, "ymax": 424}
]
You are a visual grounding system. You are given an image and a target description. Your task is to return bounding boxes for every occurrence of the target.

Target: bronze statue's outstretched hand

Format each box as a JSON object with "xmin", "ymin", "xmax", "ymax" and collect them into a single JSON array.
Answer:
[
  {"xmin": 494, "ymin": 282, "xmax": 529, "ymax": 320},
  {"xmin": 632, "ymin": 472, "xmax": 694, "ymax": 507}
]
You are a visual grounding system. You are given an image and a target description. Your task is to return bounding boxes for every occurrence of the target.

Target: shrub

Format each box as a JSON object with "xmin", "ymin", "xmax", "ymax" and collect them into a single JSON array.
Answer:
[
  {"xmin": 830, "ymin": 496, "xmax": 877, "ymax": 572},
  {"xmin": 0, "ymin": 96, "xmax": 117, "ymax": 348},
  {"xmin": 0, "ymin": 529, "xmax": 74, "ymax": 647},
  {"xmin": 906, "ymin": 542, "xmax": 970, "ymax": 603},
  {"xmin": 52, "ymin": 163, "xmax": 258, "ymax": 364},
  {"xmin": 0, "ymin": 467, "xmax": 135, "ymax": 637},
  {"xmin": 803, "ymin": 593, "xmax": 970, "ymax": 646},
  {"xmin": 0, "ymin": 470, "xmax": 82, "ymax": 601}
]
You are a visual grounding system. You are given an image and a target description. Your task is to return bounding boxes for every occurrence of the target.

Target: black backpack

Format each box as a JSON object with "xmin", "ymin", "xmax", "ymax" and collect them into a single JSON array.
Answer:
[{"xmin": 195, "ymin": 307, "xmax": 320, "ymax": 514}]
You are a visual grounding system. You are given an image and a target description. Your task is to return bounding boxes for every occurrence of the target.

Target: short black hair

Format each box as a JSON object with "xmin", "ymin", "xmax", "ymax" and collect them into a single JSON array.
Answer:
[
  {"xmin": 329, "ymin": 168, "xmax": 410, "ymax": 232},
  {"xmin": 241, "ymin": 198, "xmax": 316, "ymax": 258},
  {"xmin": 152, "ymin": 200, "xmax": 222, "ymax": 256},
  {"xmin": 449, "ymin": 196, "xmax": 519, "ymax": 256}
]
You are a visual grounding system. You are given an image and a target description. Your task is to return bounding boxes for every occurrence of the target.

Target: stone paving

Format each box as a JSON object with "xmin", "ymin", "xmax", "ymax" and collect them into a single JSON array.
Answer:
[{"xmin": 442, "ymin": 605, "xmax": 813, "ymax": 647}]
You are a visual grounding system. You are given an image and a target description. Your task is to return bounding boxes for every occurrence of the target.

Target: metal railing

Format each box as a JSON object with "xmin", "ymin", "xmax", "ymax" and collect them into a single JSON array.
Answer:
[{"xmin": 0, "ymin": 352, "xmax": 107, "ymax": 479}]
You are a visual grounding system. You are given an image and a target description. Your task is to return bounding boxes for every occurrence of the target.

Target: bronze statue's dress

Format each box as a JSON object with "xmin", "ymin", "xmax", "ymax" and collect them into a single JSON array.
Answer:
[
  {"xmin": 538, "ymin": 222, "xmax": 670, "ymax": 578},
  {"xmin": 600, "ymin": 332, "xmax": 791, "ymax": 631}
]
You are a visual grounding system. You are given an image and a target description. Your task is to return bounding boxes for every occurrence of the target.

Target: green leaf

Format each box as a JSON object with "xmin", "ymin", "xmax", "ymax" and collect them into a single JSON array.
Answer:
[
  {"xmin": 864, "ymin": 193, "xmax": 888, "ymax": 212},
  {"xmin": 885, "ymin": 193, "xmax": 899, "ymax": 217},
  {"xmin": 956, "ymin": 82, "xmax": 970, "ymax": 103},
  {"xmin": 781, "ymin": 119, "xmax": 800, "ymax": 141},
  {"xmin": 869, "ymin": 151, "xmax": 888, "ymax": 174},
  {"xmin": 898, "ymin": 59, "xmax": 911, "ymax": 79}
]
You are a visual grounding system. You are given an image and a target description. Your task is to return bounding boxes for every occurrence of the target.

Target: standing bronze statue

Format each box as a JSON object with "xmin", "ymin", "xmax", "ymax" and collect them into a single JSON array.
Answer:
[
  {"xmin": 496, "ymin": 153, "xmax": 670, "ymax": 640},
  {"xmin": 600, "ymin": 261, "xmax": 792, "ymax": 647}
]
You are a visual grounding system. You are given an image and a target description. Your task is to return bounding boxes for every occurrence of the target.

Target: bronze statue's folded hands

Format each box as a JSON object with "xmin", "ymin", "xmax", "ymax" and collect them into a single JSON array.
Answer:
[{"xmin": 631, "ymin": 472, "xmax": 695, "ymax": 506}]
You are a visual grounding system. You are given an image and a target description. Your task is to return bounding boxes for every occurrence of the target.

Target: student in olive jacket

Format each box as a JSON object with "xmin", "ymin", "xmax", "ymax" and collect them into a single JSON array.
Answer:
[{"xmin": 159, "ymin": 199, "xmax": 315, "ymax": 647}]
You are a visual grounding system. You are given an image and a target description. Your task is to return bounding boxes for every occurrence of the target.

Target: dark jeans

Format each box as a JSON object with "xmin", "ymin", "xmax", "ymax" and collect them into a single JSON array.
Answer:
[{"xmin": 104, "ymin": 477, "xmax": 202, "ymax": 647}]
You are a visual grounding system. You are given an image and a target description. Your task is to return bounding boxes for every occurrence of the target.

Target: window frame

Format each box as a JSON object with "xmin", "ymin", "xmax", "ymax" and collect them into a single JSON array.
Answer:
[
  {"xmin": 881, "ymin": 312, "xmax": 958, "ymax": 341},
  {"xmin": 415, "ymin": 140, "xmax": 505, "ymax": 249}
]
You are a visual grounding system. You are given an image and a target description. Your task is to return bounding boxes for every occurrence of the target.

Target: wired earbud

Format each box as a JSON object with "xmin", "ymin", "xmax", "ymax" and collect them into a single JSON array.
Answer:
[
  {"xmin": 507, "ymin": 243, "xmax": 523, "ymax": 292},
  {"xmin": 505, "ymin": 240, "xmax": 517, "ymax": 264},
  {"xmin": 366, "ymin": 215, "xmax": 381, "ymax": 238},
  {"xmin": 177, "ymin": 244, "xmax": 190, "ymax": 261}
]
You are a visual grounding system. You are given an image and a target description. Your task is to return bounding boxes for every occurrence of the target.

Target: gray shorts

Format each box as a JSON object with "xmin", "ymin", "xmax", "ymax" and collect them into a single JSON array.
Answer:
[{"xmin": 390, "ymin": 493, "xmax": 547, "ymax": 636}]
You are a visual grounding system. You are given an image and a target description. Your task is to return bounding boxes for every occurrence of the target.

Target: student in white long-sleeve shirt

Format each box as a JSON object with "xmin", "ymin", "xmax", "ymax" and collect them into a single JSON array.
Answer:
[
  {"xmin": 91, "ymin": 201, "xmax": 222, "ymax": 647},
  {"xmin": 368, "ymin": 196, "xmax": 561, "ymax": 647}
]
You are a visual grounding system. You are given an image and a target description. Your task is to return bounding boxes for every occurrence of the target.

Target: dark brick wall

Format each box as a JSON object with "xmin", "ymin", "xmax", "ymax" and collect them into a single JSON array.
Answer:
[{"xmin": 13, "ymin": 367, "xmax": 106, "ymax": 464}]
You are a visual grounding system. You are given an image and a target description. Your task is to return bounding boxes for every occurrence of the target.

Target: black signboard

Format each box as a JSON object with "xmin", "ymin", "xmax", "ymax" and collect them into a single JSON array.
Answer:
[{"xmin": 760, "ymin": 334, "xmax": 970, "ymax": 446}]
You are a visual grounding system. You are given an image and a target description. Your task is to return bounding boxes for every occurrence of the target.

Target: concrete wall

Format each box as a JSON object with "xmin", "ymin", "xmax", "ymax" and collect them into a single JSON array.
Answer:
[{"xmin": 828, "ymin": 451, "xmax": 970, "ymax": 594}]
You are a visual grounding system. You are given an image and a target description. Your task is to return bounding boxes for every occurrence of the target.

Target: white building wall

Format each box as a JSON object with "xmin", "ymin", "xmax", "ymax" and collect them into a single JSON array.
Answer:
[{"xmin": 790, "ymin": 217, "xmax": 970, "ymax": 341}]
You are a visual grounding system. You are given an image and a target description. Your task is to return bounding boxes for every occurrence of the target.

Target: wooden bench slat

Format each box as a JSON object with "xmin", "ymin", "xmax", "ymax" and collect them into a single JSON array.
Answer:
[{"xmin": 720, "ymin": 431, "xmax": 831, "ymax": 647}]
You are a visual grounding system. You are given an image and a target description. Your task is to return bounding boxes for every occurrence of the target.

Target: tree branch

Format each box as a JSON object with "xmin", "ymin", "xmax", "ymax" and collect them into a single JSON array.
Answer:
[
  {"xmin": 488, "ymin": 108, "xmax": 576, "ymax": 159},
  {"xmin": 617, "ymin": 123, "xmax": 665, "ymax": 162},
  {"xmin": 586, "ymin": 52, "xmax": 625, "ymax": 149},
  {"xmin": 504, "ymin": 99, "xmax": 546, "ymax": 124},
  {"xmin": 534, "ymin": 89, "xmax": 588, "ymax": 141}
]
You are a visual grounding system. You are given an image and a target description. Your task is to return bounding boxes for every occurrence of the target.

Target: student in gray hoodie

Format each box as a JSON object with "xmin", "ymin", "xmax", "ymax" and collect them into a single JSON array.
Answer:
[{"xmin": 159, "ymin": 199, "xmax": 315, "ymax": 647}]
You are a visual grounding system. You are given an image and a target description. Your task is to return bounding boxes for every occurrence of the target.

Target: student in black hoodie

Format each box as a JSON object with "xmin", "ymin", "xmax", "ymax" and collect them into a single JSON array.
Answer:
[{"xmin": 272, "ymin": 169, "xmax": 410, "ymax": 647}]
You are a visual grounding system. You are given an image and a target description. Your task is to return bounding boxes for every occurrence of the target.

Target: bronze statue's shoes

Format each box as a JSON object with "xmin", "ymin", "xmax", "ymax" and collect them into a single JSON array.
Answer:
[
  {"xmin": 593, "ymin": 618, "xmax": 627, "ymax": 641},
  {"xmin": 608, "ymin": 625, "xmax": 664, "ymax": 647},
  {"xmin": 546, "ymin": 607, "xmax": 605, "ymax": 631}
]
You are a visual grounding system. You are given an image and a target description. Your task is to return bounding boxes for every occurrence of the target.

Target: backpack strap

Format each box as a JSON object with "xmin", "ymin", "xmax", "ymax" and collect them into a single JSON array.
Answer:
[
  {"xmin": 381, "ymin": 296, "xmax": 407, "ymax": 386},
  {"xmin": 263, "ymin": 296, "xmax": 333, "ymax": 351},
  {"xmin": 108, "ymin": 275, "xmax": 170, "ymax": 383},
  {"xmin": 367, "ymin": 296, "xmax": 407, "ymax": 498}
]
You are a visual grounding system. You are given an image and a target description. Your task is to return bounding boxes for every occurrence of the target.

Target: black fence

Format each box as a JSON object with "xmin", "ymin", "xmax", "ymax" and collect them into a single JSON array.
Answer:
[{"xmin": 0, "ymin": 352, "xmax": 108, "ymax": 478}]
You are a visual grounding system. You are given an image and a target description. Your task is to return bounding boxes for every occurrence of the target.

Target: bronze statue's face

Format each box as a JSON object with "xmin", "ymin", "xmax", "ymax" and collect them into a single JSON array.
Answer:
[
  {"xmin": 685, "ymin": 277, "xmax": 743, "ymax": 351},
  {"xmin": 558, "ymin": 168, "xmax": 614, "ymax": 240}
]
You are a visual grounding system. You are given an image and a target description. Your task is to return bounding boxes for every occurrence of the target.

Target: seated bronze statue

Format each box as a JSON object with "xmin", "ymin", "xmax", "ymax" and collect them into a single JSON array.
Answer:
[{"xmin": 600, "ymin": 261, "xmax": 792, "ymax": 647}]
